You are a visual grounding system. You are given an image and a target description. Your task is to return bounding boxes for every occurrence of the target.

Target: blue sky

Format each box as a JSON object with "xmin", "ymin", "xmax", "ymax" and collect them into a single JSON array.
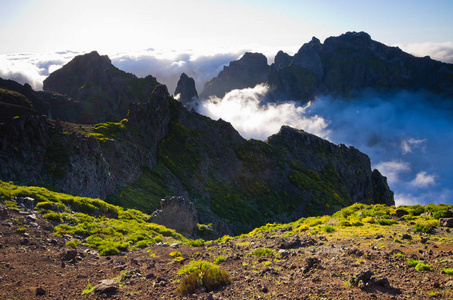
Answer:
[{"xmin": 1, "ymin": 0, "xmax": 453, "ymax": 54}]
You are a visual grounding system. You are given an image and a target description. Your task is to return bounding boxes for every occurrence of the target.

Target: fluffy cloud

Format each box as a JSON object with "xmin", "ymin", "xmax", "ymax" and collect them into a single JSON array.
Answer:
[
  {"xmin": 401, "ymin": 138, "xmax": 426, "ymax": 155},
  {"xmin": 196, "ymin": 84, "xmax": 330, "ymax": 140},
  {"xmin": 398, "ymin": 42, "xmax": 453, "ymax": 63},
  {"xmin": 410, "ymin": 171, "xmax": 437, "ymax": 188}
]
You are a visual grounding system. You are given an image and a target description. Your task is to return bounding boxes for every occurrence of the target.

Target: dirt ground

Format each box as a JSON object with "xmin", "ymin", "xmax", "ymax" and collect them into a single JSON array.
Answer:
[{"xmin": 1, "ymin": 207, "xmax": 453, "ymax": 300}]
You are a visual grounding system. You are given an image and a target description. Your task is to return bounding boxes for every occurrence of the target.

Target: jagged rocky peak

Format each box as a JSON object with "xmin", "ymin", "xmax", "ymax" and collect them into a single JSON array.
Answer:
[
  {"xmin": 200, "ymin": 52, "xmax": 270, "ymax": 99},
  {"xmin": 231, "ymin": 52, "xmax": 269, "ymax": 71},
  {"xmin": 292, "ymin": 36, "xmax": 324, "ymax": 80},
  {"xmin": 43, "ymin": 51, "xmax": 111, "ymax": 96},
  {"xmin": 41, "ymin": 50, "xmax": 159, "ymax": 124},
  {"xmin": 324, "ymin": 31, "xmax": 373, "ymax": 49},
  {"xmin": 274, "ymin": 50, "xmax": 292, "ymax": 69},
  {"xmin": 174, "ymin": 73, "xmax": 198, "ymax": 108}
]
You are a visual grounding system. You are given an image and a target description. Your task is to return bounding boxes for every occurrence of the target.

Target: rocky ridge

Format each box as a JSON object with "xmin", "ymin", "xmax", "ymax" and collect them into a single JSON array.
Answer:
[
  {"xmin": 200, "ymin": 32, "xmax": 453, "ymax": 101},
  {"xmin": 0, "ymin": 81, "xmax": 393, "ymax": 234}
]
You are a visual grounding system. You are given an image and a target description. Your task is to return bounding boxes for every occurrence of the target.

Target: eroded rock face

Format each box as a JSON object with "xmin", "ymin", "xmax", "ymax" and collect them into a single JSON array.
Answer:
[{"xmin": 150, "ymin": 196, "xmax": 198, "ymax": 236}]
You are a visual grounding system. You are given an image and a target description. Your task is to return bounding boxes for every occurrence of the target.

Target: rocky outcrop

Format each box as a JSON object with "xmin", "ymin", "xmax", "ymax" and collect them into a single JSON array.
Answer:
[
  {"xmin": 150, "ymin": 196, "xmax": 198, "ymax": 236},
  {"xmin": 200, "ymin": 52, "xmax": 270, "ymax": 99},
  {"xmin": 43, "ymin": 51, "xmax": 160, "ymax": 124},
  {"xmin": 174, "ymin": 73, "xmax": 198, "ymax": 108}
]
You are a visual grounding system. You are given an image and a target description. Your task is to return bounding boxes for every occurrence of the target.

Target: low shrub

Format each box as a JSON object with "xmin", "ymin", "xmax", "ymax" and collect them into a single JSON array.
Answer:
[
  {"xmin": 376, "ymin": 219, "xmax": 397, "ymax": 226},
  {"xmin": 66, "ymin": 239, "xmax": 81, "ymax": 249},
  {"xmin": 177, "ymin": 260, "xmax": 230, "ymax": 294},
  {"xmin": 246, "ymin": 248, "xmax": 273, "ymax": 257},
  {"xmin": 321, "ymin": 225, "xmax": 336, "ymax": 233},
  {"xmin": 44, "ymin": 212, "xmax": 63, "ymax": 223},
  {"xmin": 362, "ymin": 216, "xmax": 375, "ymax": 224},
  {"xmin": 415, "ymin": 263, "xmax": 432, "ymax": 271},
  {"xmin": 135, "ymin": 240, "xmax": 149, "ymax": 248},
  {"xmin": 407, "ymin": 258, "xmax": 419, "ymax": 267},
  {"xmin": 339, "ymin": 220, "xmax": 351, "ymax": 226},
  {"xmin": 414, "ymin": 223, "xmax": 433, "ymax": 233},
  {"xmin": 443, "ymin": 268, "xmax": 453, "ymax": 274},
  {"xmin": 170, "ymin": 251, "xmax": 182, "ymax": 258},
  {"xmin": 186, "ymin": 239, "xmax": 205, "ymax": 247},
  {"xmin": 213, "ymin": 255, "xmax": 226, "ymax": 264}
]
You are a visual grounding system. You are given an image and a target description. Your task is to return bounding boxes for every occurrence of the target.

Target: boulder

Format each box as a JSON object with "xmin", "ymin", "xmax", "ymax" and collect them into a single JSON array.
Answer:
[
  {"xmin": 150, "ymin": 196, "xmax": 198, "ymax": 236},
  {"xmin": 93, "ymin": 279, "xmax": 119, "ymax": 294},
  {"xmin": 395, "ymin": 209, "xmax": 409, "ymax": 218},
  {"xmin": 440, "ymin": 218, "xmax": 453, "ymax": 228}
]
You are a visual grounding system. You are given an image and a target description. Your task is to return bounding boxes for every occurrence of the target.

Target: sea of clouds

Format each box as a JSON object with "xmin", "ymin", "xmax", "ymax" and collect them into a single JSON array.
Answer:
[{"xmin": 1, "ymin": 42, "xmax": 453, "ymax": 206}]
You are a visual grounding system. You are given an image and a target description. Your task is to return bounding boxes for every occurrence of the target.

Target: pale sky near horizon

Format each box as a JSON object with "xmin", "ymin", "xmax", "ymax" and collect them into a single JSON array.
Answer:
[{"xmin": 1, "ymin": 0, "xmax": 453, "ymax": 55}]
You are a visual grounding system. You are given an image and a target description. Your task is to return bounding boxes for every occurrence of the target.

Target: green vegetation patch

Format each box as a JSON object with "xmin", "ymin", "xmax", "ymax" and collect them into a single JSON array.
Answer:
[
  {"xmin": 177, "ymin": 260, "xmax": 231, "ymax": 294},
  {"xmin": 246, "ymin": 248, "xmax": 273, "ymax": 257},
  {"xmin": 0, "ymin": 181, "xmax": 194, "ymax": 256}
]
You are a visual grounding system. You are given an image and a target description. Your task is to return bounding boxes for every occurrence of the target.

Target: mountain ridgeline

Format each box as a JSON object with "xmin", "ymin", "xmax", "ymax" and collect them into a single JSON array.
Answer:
[
  {"xmin": 199, "ymin": 32, "xmax": 453, "ymax": 101},
  {"xmin": 0, "ymin": 33, "xmax": 399, "ymax": 235}
]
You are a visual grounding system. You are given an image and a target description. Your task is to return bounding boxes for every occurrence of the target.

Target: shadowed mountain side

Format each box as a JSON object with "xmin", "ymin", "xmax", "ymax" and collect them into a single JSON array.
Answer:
[{"xmin": 0, "ymin": 83, "xmax": 393, "ymax": 234}]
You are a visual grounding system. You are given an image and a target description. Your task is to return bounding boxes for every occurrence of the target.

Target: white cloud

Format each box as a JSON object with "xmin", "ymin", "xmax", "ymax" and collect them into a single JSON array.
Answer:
[
  {"xmin": 197, "ymin": 84, "xmax": 331, "ymax": 140},
  {"xmin": 374, "ymin": 160, "xmax": 411, "ymax": 185},
  {"xmin": 401, "ymin": 138, "xmax": 426, "ymax": 154},
  {"xmin": 410, "ymin": 171, "xmax": 437, "ymax": 188},
  {"xmin": 398, "ymin": 42, "xmax": 453, "ymax": 63}
]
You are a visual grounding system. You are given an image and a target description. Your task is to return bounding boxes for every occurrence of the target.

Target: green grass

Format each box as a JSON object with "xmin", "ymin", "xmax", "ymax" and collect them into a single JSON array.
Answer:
[
  {"xmin": 81, "ymin": 284, "xmax": 94, "ymax": 295},
  {"xmin": 443, "ymin": 268, "xmax": 453, "ymax": 274},
  {"xmin": 246, "ymin": 248, "xmax": 273, "ymax": 257},
  {"xmin": 213, "ymin": 255, "xmax": 226, "ymax": 264},
  {"xmin": 0, "ymin": 180, "xmax": 195, "ymax": 256}
]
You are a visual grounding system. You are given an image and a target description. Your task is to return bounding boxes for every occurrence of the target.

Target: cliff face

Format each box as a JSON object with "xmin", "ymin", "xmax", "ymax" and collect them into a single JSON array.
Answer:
[
  {"xmin": 43, "ymin": 51, "xmax": 160, "ymax": 124},
  {"xmin": 201, "ymin": 32, "xmax": 453, "ymax": 101},
  {"xmin": 0, "ymin": 80, "xmax": 393, "ymax": 234}
]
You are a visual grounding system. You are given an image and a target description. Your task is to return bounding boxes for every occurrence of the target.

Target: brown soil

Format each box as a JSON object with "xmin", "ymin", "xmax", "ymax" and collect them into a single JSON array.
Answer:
[{"xmin": 1, "ymin": 208, "xmax": 453, "ymax": 300}]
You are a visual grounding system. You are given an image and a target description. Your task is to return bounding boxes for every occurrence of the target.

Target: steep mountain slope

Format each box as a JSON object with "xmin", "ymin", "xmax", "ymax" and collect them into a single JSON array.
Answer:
[
  {"xmin": 200, "ymin": 32, "xmax": 453, "ymax": 101},
  {"xmin": 0, "ymin": 80, "xmax": 393, "ymax": 234}
]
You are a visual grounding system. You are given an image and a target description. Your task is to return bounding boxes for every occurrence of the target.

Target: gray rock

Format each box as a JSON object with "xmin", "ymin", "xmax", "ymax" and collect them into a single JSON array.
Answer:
[
  {"xmin": 395, "ymin": 209, "xmax": 408, "ymax": 218},
  {"xmin": 440, "ymin": 218, "xmax": 453, "ymax": 227},
  {"xmin": 93, "ymin": 279, "xmax": 119, "ymax": 294},
  {"xmin": 150, "ymin": 196, "xmax": 198, "ymax": 236},
  {"xmin": 61, "ymin": 249, "xmax": 77, "ymax": 261}
]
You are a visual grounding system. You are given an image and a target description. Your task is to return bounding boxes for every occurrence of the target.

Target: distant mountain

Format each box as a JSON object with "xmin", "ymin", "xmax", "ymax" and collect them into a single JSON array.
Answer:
[
  {"xmin": 200, "ymin": 32, "xmax": 453, "ymax": 101},
  {"xmin": 200, "ymin": 52, "xmax": 270, "ymax": 99},
  {"xmin": 43, "ymin": 51, "xmax": 160, "ymax": 123}
]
